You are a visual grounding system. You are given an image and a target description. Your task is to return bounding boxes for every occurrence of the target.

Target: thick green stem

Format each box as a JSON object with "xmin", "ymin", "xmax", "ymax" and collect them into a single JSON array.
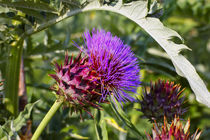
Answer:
[
  {"xmin": 5, "ymin": 39, "xmax": 24, "ymax": 116},
  {"xmin": 31, "ymin": 99, "xmax": 63, "ymax": 140}
]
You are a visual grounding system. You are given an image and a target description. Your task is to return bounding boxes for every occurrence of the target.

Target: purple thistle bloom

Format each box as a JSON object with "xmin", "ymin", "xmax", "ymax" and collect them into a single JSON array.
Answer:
[
  {"xmin": 49, "ymin": 29, "xmax": 140, "ymax": 116},
  {"xmin": 77, "ymin": 29, "xmax": 141, "ymax": 103}
]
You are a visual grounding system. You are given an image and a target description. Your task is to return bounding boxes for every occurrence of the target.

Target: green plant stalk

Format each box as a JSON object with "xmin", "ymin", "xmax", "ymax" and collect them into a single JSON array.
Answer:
[
  {"xmin": 31, "ymin": 99, "xmax": 63, "ymax": 140},
  {"xmin": 5, "ymin": 39, "xmax": 24, "ymax": 116},
  {"xmin": 94, "ymin": 109, "xmax": 108, "ymax": 140},
  {"xmin": 131, "ymin": 69, "xmax": 145, "ymax": 125},
  {"xmin": 94, "ymin": 109, "xmax": 102, "ymax": 140}
]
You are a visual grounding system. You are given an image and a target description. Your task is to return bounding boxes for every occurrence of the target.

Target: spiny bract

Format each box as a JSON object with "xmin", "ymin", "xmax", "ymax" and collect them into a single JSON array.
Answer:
[
  {"xmin": 146, "ymin": 116, "xmax": 202, "ymax": 140},
  {"xmin": 138, "ymin": 80, "xmax": 186, "ymax": 122},
  {"xmin": 49, "ymin": 53, "xmax": 105, "ymax": 116}
]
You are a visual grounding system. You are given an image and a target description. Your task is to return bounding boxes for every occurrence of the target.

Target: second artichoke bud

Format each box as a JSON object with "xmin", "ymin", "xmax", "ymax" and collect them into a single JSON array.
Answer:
[{"xmin": 138, "ymin": 80, "xmax": 186, "ymax": 122}]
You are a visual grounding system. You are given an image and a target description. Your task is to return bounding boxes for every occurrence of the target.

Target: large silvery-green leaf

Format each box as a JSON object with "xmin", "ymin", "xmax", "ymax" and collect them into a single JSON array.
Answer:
[
  {"xmin": 20, "ymin": 0, "xmax": 210, "ymax": 107},
  {"xmin": 137, "ymin": 18, "xmax": 210, "ymax": 107},
  {"xmin": 82, "ymin": 0, "xmax": 210, "ymax": 107}
]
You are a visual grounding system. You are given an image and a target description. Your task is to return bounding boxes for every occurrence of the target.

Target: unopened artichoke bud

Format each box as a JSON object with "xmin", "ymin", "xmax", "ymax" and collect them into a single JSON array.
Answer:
[
  {"xmin": 146, "ymin": 116, "xmax": 202, "ymax": 140},
  {"xmin": 138, "ymin": 80, "xmax": 186, "ymax": 122}
]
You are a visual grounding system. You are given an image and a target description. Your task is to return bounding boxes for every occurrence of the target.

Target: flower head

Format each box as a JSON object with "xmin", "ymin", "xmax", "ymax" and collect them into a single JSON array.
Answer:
[
  {"xmin": 50, "ymin": 52, "xmax": 108, "ymax": 117},
  {"xmin": 78, "ymin": 29, "xmax": 140, "ymax": 103},
  {"xmin": 50, "ymin": 29, "xmax": 140, "ymax": 116},
  {"xmin": 146, "ymin": 116, "xmax": 202, "ymax": 140},
  {"xmin": 138, "ymin": 80, "xmax": 186, "ymax": 122}
]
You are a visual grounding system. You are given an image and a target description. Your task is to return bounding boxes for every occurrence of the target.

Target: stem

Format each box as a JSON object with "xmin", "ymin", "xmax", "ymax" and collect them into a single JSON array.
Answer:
[
  {"xmin": 31, "ymin": 99, "xmax": 63, "ymax": 140},
  {"xmin": 21, "ymin": 9, "xmax": 82, "ymax": 37},
  {"xmin": 5, "ymin": 39, "xmax": 24, "ymax": 116},
  {"xmin": 94, "ymin": 109, "xmax": 102, "ymax": 140},
  {"xmin": 21, "ymin": 4, "xmax": 126, "ymax": 37}
]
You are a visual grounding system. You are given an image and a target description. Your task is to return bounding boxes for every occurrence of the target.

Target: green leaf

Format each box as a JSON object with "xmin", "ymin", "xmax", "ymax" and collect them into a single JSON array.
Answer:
[
  {"xmin": 0, "ymin": 12, "xmax": 32, "ymax": 25},
  {"xmin": 61, "ymin": 0, "xmax": 82, "ymax": 8},
  {"xmin": 0, "ymin": 24, "xmax": 7, "ymax": 32},
  {"xmin": 105, "ymin": 117, "xmax": 127, "ymax": 133},
  {"xmin": 0, "ymin": 126, "xmax": 8, "ymax": 140},
  {"xmin": 140, "ymin": 56, "xmax": 176, "ymax": 77},
  {"xmin": 13, "ymin": 101, "xmax": 39, "ymax": 131},
  {"xmin": 60, "ymin": 125, "xmax": 89, "ymax": 139},
  {"xmin": 0, "ymin": 100, "xmax": 39, "ymax": 139},
  {"xmin": 0, "ymin": 1, "xmax": 58, "ymax": 14},
  {"xmin": 0, "ymin": 1, "xmax": 58, "ymax": 23},
  {"xmin": 94, "ymin": 109, "xmax": 108, "ymax": 140}
]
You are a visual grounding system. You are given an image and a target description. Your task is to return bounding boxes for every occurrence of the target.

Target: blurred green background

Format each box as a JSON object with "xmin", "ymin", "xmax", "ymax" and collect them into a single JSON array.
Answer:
[{"xmin": 0, "ymin": 0, "xmax": 210, "ymax": 139}]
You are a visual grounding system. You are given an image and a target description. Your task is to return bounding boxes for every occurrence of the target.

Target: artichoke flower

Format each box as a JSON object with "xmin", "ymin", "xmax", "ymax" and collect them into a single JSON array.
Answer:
[
  {"xmin": 49, "ymin": 29, "xmax": 140, "ymax": 116},
  {"xmin": 138, "ymin": 80, "xmax": 186, "ymax": 122}
]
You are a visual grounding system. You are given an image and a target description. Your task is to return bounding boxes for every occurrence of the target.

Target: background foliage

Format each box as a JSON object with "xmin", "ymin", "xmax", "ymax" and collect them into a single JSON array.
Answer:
[{"xmin": 0, "ymin": 0, "xmax": 210, "ymax": 139}]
